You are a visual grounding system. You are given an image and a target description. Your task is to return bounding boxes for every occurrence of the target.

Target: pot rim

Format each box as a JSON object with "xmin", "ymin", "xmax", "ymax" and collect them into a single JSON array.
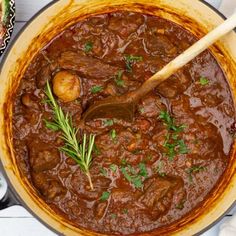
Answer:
[{"xmin": 0, "ymin": 0, "xmax": 235, "ymax": 235}]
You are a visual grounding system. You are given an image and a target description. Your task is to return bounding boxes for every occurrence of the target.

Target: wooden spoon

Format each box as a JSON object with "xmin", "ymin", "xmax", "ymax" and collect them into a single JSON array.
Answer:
[{"xmin": 82, "ymin": 12, "xmax": 236, "ymax": 122}]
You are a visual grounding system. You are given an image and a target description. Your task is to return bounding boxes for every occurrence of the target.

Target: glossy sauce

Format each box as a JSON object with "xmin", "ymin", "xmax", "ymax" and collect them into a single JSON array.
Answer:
[{"xmin": 12, "ymin": 12, "xmax": 235, "ymax": 234}]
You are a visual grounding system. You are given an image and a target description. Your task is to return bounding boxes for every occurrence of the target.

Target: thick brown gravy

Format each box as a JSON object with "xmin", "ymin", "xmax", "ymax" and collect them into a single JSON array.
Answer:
[{"xmin": 12, "ymin": 11, "xmax": 235, "ymax": 234}]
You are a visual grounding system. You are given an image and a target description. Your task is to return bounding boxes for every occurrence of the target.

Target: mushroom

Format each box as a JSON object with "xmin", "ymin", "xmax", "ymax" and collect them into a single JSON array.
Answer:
[{"xmin": 52, "ymin": 71, "xmax": 81, "ymax": 102}]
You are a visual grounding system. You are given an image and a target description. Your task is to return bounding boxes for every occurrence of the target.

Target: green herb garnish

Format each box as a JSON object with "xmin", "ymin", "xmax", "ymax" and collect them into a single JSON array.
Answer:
[
  {"xmin": 121, "ymin": 163, "xmax": 148, "ymax": 189},
  {"xmin": 123, "ymin": 209, "xmax": 128, "ymax": 214},
  {"xmin": 124, "ymin": 55, "xmax": 143, "ymax": 72},
  {"xmin": 45, "ymin": 81, "xmax": 96, "ymax": 190},
  {"xmin": 199, "ymin": 77, "xmax": 209, "ymax": 86},
  {"xmin": 156, "ymin": 160, "xmax": 166, "ymax": 177},
  {"xmin": 159, "ymin": 111, "xmax": 189, "ymax": 160},
  {"xmin": 84, "ymin": 41, "xmax": 93, "ymax": 53},
  {"xmin": 100, "ymin": 167, "xmax": 107, "ymax": 177},
  {"xmin": 111, "ymin": 213, "xmax": 117, "ymax": 219},
  {"xmin": 110, "ymin": 164, "xmax": 117, "ymax": 173},
  {"xmin": 146, "ymin": 154, "xmax": 153, "ymax": 161},
  {"xmin": 132, "ymin": 149, "xmax": 141, "ymax": 155},
  {"xmin": 176, "ymin": 199, "xmax": 186, "ymax": 209},
  {"xmin": 91, "ymin": 85, "xmax": 103, "ymax": 94},
  {"xmin": 110, "ymin": 129, "xmax": 117, "ymax": 141},
  {"xmin": 100, "ymin": 191, "xmax": 110, "ymax": 201},
  {"xmin": 138, "ymin": 163, "xmax": 148, "ymax": 178},
  {"xmin": 114, "ymin": 70, "xmax": 125, "ymax": 87},
  {"xmin": 139, "ymin": 107, "xmax": 145, "ymax": 114},
  {"xmin": 187, "ymin": 165, "xmax": 206, "ymax": 182},
  {"xmin": 103, "ymin": 119, "xmax": 114, "ymax": 126},
  {"xmin": 121, "ymin": 158, "xmax": 127, "ymax": 166}
]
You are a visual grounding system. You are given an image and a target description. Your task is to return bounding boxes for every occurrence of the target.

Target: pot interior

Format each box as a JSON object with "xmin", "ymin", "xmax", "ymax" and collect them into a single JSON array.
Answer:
[{"xmin": 0, "ymin": 0, "xmax": 235, "ymax": 235}]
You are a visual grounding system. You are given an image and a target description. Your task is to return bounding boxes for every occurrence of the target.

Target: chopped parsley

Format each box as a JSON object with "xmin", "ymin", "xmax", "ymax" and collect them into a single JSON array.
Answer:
[
  {"xmin": 100, "ymin": 191, "xmax": 110, "ymax": 201},
  {"xmin": 121, "ymin": 163, "xmax": 148, "ymax": 189},
  {"xmin": 139, "ymin": 107, "xmax": 145, "ymax": 114},
  {"xmin": 110, "ymin": 129, "xmax": 117, "ymax": 141},
  {"xmin": 199, "ymin": 77, "xmax": 209, "ymax": 86},
  {"xmin": 124, "ymin": 55, "xmax": 143, "ymax": 72},
  {"xmin": 103, "ymin": 119, "xmax": 114, "ymax": 126},
  {"xmin": 121, "ymin": 158, "xmax": 127, "ymax": 166},
  {"xmin": 84, "ymin": 41, "xmax": 93, "ymax": 53},
  {"xmin": 159, "ymin": 111, "xmax": 189, "ymax": 160},
  {"xmin": 91, "ymin": 85, "xmax": 103, "ymax": 94},
  {"xmin": 187, "ymin": 165, "xmax": 206, "ymax": 182},
  {"xmin": 114, "ymin": 70, "xmax": 125, "ymax": 87},
  {"xmin": 122, "ymin": 208, "xmax": 128, "ymax": 214},
  {"xmin": 138, "ymin": 163, "xmax": 148, "ymax": 178},
  {"xmin": 110, "ymin": 164, "xmax": 117, "ymax": 173},
  {"xmin": 132, "ymin": 149, "xmax": 141, "ymax": 155},
  {"xmin": 156, "ymin": 160, "xmax": 166, "ymax": 177},
  {"xmin": 100, "ymin": 167, "xmax": 107, "ymax": 177},
  {"xmin": 176, "ymin": 199, "xmax": 186, "ymax": 210},
  {"xmin": 111, "ymin": 213, "xmax": 117, "ymax": 219},
  {"xmin": 146, "ymin": 154, "xmax": 153, "ymax": 162}
]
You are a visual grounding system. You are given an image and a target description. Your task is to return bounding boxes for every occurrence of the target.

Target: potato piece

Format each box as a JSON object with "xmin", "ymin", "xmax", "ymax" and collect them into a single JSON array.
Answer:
[{"xmin": 52, "ymin": 71, "xmax": 81, "ymax": 102}]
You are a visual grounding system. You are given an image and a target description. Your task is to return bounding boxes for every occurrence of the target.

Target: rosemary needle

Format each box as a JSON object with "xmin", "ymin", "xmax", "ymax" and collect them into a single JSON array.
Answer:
[{"xmin": 45, "ymin": 81, "xmax": 96, "ymax": 190}]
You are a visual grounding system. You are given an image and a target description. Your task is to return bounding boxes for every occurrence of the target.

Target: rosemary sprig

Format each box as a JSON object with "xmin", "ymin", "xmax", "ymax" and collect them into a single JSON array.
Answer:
[{"xmin": 45, "ymin": 81, "xmax": 96, "ymax": 190}]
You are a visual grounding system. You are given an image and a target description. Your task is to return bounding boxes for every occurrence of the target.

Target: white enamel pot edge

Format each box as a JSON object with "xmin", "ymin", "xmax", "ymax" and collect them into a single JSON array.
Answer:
[{"xmin": 0, "ymin": 0, "xmax": 235, "ymax": 235}]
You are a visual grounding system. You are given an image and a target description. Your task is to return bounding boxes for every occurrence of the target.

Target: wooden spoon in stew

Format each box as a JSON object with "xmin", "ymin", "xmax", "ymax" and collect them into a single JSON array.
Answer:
[{"xmin": 82, "ymin": 12, "xmax": 236, "ymax": 122}]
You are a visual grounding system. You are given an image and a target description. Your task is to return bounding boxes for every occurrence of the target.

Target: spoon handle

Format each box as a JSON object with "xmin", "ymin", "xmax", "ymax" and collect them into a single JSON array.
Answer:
[{"xmin": 132, "ymin": 12, "xmax": 236, "ymax": 101}]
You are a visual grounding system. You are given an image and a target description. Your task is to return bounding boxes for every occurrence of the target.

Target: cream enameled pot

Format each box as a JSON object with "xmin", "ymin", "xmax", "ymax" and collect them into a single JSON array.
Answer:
[{"xmin": 0, "ymin": 0, "xmax": 235, "ymax": 235}]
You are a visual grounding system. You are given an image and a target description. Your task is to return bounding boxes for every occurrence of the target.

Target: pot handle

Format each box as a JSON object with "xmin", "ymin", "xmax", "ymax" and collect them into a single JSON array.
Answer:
[
  {"xmin": 0, "ymin": 187, "xmax": 21, "ymax": 210},
  {"xmin": 0, "ymin": 171, "xmax": 21, "ymax": 210}
]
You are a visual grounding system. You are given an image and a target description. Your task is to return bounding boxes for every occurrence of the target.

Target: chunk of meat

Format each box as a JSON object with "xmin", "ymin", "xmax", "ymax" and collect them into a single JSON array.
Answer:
[
  {"xmin": 185, "ymin": 122, "xmax": 223, "ymax": 159},
  {"xmin": 171, "ymin": 95, "xmax": 193, "ymax": 121},
  {"xmin": 32, "ymin": 172, "xmax": 66, "ymax": 200},
  {"xmin": 108, "ymin": 12, "xmax": 144, "ymax": 38},
  {"xmin": 139, "ymin": 176, "xmax": 183, "ymax": 220},
  {"xmin": 139, "ymin": 94, "xmax": 166, "ymax": 118},
  {"xmin": 145, "ymin": 34, "xmax": 177, "ymax": 57},
  {"xmin": 94, "ymin": 201, "xmax": 108, "ymax": 220},
  {"xmin": 156, "ymin": 69, "xmax": 192, "ymax": 98},
  {"xmin": 58, "ymin": 51, "xmax": 121, "ymax": 79},
  {"xmin": 61, "ymin": 100, "xmax": 83, "ymax": 117},
  {"xmin": 94, "ymin": 130, "xmax": 123, "ymax": 160},
  {"xmin": 134, "ymin": 118, "xmax": 151, "ymax": 132},
  {"xmin": 111, "ymin": 188, "xmax": 133, "ymax": 204},
  {"xmin": 21, "ymin": 93, "xmax": 39, "ymax": 110},
  {"xmin": 139, "ymin": 177, "xmax": 172, "ymax": 208},
  {"xmin": 35, "ymin": 62, "xmax": 58, "ymax": 88},
  {"xmin": 28, "ymin": 141, "xmax": 60, "ymax": 172},
  {"xmin": 104, "ymin": 83, "xmax": 119, "ymax": 96},
  {"xmin": 70, "ymin": 171, "xmax": 111, "ymax": 200}
]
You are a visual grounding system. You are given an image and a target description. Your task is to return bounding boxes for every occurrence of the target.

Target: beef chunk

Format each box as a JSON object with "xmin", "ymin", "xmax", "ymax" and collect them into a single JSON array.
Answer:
[
  {"xmin": 21, "ymin": 93, "xmax": 39, "ymax": 110},
  {"xmin": 111, "ymin": 188, "xmax": 133, "ymax": 204},
  {"xmin": 35, "ymin": 62, "xmax": 58, "ymax": 88},
  {"xmin": 94, "ymin": 201, "xmax": 108, "ymax": 220},
  {"xmin": 139, "ymin": 176, "xmax": 183, "ymax": 220},
  {"xmin": 58, "ymin": 51, "xmax": 120, "ymax": 79},
  {"xmin": 71, "ymin": 171, "xmax": 111, "ymax": 200},
  {"xmin": 108, "ymin": 12, "xmax": 144, "ymax": 38},
  {"xmin": 32, "ymin": 172, "xmax": 66, "ymax": 200},
  {"xmin": 29, "ymin": 141, "xmax": 60, "ymax": 172},
  {"xmin": 139, "ymin": 94, "xmax": 166, "ymax": 118},
  {"xmin": 157, "ymin": 69, "xmax": 192, "ymax": 98},
  {"xmin": 145, "ymin": 34, "xmax": 177, "ymax": 57}
]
